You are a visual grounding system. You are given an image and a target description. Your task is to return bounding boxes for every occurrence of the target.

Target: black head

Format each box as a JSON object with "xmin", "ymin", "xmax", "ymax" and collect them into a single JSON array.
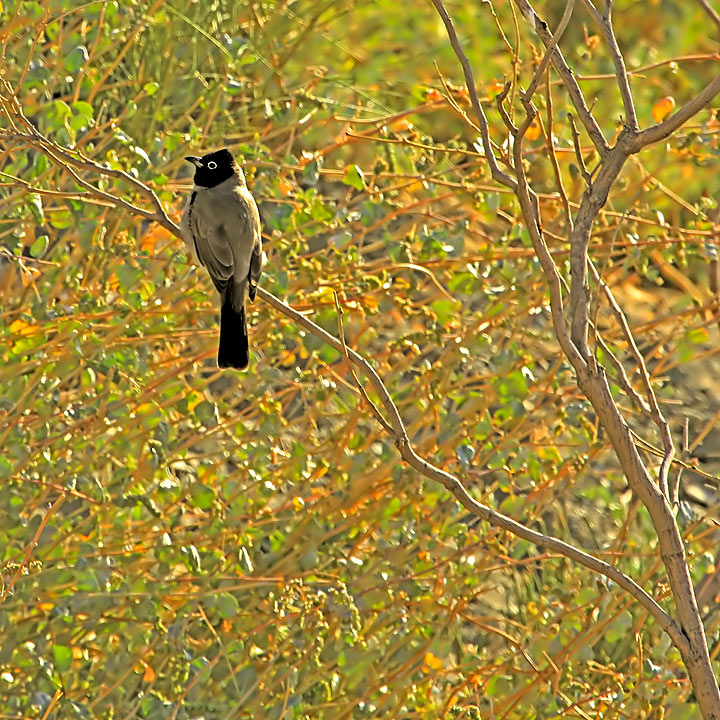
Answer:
[{"xmin": 185, "ymin": 149, "xmax": 239, "ymax": 188}]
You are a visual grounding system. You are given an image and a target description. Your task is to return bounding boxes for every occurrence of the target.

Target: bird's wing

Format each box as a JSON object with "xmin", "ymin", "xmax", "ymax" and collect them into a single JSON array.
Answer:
[
  {"xmin": 248, "ymin": 244, "xmax": 262, "ymax": 302},
  {"xmin": 188, "ymin": 191, "xmax": 234, "ymax": 294}
]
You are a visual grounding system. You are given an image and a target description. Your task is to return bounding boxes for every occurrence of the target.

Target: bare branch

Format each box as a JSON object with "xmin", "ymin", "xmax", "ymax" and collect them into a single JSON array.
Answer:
[
  {"xmin": 509, "ymin": 123, "xmax": 589, "ymax": 374},
  {"xmin": 671, "ymin": 419, "xmax": 690, "ymax": 508},
  {"xmin": 333, "ymin": 291, "xmax": 395, "ymax": 435},
  {"xmin": 512, "ymin": 0, "xmax": 610, "ymax": 156},
  {"xmin": 0, "ymin": 79, "xmax": 181, "ymax": 237},
  {"xmin": 568, "ymin": 113, "xmax": 593, "ymax": 188},
  {"xmin": 588, "ymin": 260, "xmax": 675, "ymax": 497},
  {"xmin": 568, "ymin": 150, "xmax": 628, "ymax": 360},
  {"xmin": 433, "ymin": 2, "xmax": 720, "ymax": 713},
  {"xmin": 581, "ymin": 0, "xmax": 638, "ymax": 130},
  {"xmin": 593, "ymin": 332, "xmax": 652, "ymax": 414},
  {"xmin": 495, "ymin": 81, "xmax": 518, "ymax": 140},
  {"xmin": 523, "ymin": 0, "xmax": 576, "ymax": 105},
  {"xmin": 542, "ymin": 73, "xmax": 573, "ymax": 231},
  {"xmin": 697, "ymin": 0, "xmax": 720, "ymax": 35},
  {"xmin": 429, "ymin": 0, "xmax": 518, "ymax": 190},
  {"xmin": 437, "ymin": 0, "xmax": 587, "ymax": 374}
]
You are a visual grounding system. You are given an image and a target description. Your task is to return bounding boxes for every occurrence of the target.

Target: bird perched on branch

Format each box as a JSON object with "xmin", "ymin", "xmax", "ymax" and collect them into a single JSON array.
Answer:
[{"xmin": 181, "ymin": 149, "xmax": 262, "ymax": 370}]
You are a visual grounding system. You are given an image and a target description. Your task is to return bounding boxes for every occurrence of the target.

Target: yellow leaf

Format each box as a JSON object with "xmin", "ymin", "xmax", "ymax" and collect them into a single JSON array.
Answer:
[
  {"xmin": 135, "ymin": 403, "xmax": 156, "ymax": 416},
  {"xmin": 277, "ymin": 349, "xmax": 296, "ymax": 365},
  {"xmin": 140, "ymin": 226, "xmax": 167, "ymax": 253},
  {"xmin": 10, "ymin": 319, "xmax": 40, "ymax": 336},
  {"xmin": 364, "ymin": 295, "xmax": 378, "ymax": 311},
  {"xmin": 486, "ymin": 80, "xmax": 505, "ymax": 99},
  {"xmin": 423, "ymin": 651, "xmax": 443, "ymax": 671},
  {"xmin": 277, "ymin": 178, "xmax": 294, "ymax": 196},
  {"xmin": 392, "ymin": 118, "xmax": 413, "ymax": 132},
  {"xmin": 525, "ymin": 117, "xmax": 542, "ymax": 141},
  {"xmin": 652, "ymin": 96, "xmax": 675, "ymax": 123}
]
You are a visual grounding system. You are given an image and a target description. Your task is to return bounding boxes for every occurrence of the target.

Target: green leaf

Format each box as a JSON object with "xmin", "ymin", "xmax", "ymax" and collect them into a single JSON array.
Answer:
[
  {"xmin": 64, "ymin": 46, "xmax": 89, "ymax": 72},
  {"xmin": 52, "ymin": 644, "xmax": 73, "ymax": 672},
  {"xmin": 189, "ymin": 482, "xmax": 215, "ymax": 510},
  {"xmin": 194, "ymin": 400, "xmax": 219, "ymax": 427},
  {"xmin": 183, "ymin": 544, "xmax": 202, "ymax": 572},
  {"xmin": 302, "ymin": 159, "xmax": 321, "ymax": 186},
  {"xmin": 0, "ymin": 457, "xmax": 13, "ymax": 478},
  {"xmin": 688, "ymin": 327, "xmax": 708, "ymax": 344},
  {"xmin": 28, "ymin": 194, "xmax": 44, "ymax": 224},
  {"xmin": 216, "ymin": 593, "xmax": 239, "ymax": 619},
  {"xmin": 47, "ymin": 208, "xmax": 72, "ymax": 229},
  {"xmin": 342, "ymin": 164, "xmax": 365, "ymax": 191},
  {"xmin": 71, "ymin": 101, "xmax": 94, "ymax": 121},
  {"xmin": 143, "ymin": 82, "xmax": 159, "ymax": 96},
  {"xmin": 430, "ymin": 298, "xmax": 460, "ymax": 327},
  {"xmin": 30, "ymin": 234, "xmax": 49, "ymax": 258},
  {"xmin": 52, "ymin": 100, "xmax": 72, "ymax": 122},
  {"xmin": 605, "ymin": 610, "xmax": 633, "ymax": 643}
]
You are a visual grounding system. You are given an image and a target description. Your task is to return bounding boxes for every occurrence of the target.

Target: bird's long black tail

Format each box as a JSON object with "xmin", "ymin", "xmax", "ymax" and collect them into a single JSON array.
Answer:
[{"xmin": 218, "ymin": 296, "xmax": 249, "ymax": 370}]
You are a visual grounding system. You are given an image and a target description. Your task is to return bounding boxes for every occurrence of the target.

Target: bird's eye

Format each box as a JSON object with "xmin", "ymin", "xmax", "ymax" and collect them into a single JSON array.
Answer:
[{"xmin": 207, "ymin": 161, "xmax": 217, "ymax": 170}]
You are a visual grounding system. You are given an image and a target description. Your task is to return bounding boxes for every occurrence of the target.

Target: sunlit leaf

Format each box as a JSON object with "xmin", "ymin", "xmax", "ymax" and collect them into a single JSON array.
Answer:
[
  {"xmin": 342, "ymin": 164, "xmax": 365, "ymax": 191},
  {"xmin": 652, "ymin": 96, "xmax": 675, "ymax": 122}
]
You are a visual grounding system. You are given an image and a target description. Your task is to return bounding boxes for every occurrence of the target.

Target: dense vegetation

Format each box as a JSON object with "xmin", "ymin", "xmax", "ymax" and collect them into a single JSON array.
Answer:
[{"xmin": 1, "ymin": 1, "xmax": 719, "ymax": 717}]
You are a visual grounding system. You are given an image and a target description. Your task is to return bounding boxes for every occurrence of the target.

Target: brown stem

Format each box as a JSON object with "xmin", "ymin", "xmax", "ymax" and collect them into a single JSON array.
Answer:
[
  {"xmin": 581, "ymin": 0, "xmax": 638, "ymax": 130},
  {"xmin": 429, "ymin": 0, "xmax": 518, "ymax": 190}
]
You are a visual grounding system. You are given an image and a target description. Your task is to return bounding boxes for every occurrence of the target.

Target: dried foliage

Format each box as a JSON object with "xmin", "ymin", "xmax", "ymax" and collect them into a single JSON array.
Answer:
[{"xmin": 1, "ymin": 1, "xmax": 720, "ymax": 718}]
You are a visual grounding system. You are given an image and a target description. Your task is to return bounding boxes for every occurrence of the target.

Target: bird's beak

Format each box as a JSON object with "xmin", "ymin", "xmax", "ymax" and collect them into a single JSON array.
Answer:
[{"xmin": 185, "ymin": 156, "xmax": 203, "ymax": 168}]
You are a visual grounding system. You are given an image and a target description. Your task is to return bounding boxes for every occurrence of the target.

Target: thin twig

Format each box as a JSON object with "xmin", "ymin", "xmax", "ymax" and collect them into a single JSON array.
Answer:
[
  {"xmin": 543, "ymin": 70, "xmax": 572, "ymax": 231},
  {"xmin": 581, "ymin": 0, "xmax": 638, "ymax": 130},
  {"xmin": 512, "ymin": 0, "xmax": 610, "ymax": 156},
  {"xmin": 429, "ymin": 0, "xmax": 518, "ymax": 189},
  {"xmin": 593, "ymin": 332, "xmax": 651, "ymax": 413},
  {"xmin": 0, "ymin": 496, "xmax": 65, "ymax": 605},
  {"xmin": 333, "ymin": 291, "xmax": 394, "ymax": 435},
  {"xmin": 696, "ymin": 0, "xmax": 720, "ymax": 35},
  {"xmin": 509, "ymin": 125, "xmax": 589, "ymax": 373},
  {"xmin": 1, "ymin": 80, "xmax": 180, "ymax": 236},
  {"xmin": 522, "ymin": 0, "xmax": 576, "ymax": 105},
  {"xmin": 671, "ymin": 419, "xmax": 690, "ymax": 508},
  {"xmin": 568, "ymin": 113, "xmax": 593, "ymax": 188},
  {"xmin": 588, "ymin": 259, "xmax": 675, "ymax": 497},
  {"xmin": 495, "ymin": 81, "xmax": 518, "ymax": 135}
]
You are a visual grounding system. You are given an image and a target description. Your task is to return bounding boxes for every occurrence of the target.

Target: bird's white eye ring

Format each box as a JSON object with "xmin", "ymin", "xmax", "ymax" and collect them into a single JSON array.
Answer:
[{"xmin": 207, "ymin": 161, "xmax": 217, "ymax": 170}]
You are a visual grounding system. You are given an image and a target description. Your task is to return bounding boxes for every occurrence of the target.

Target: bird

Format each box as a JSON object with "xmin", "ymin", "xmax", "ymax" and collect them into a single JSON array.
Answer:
[{"xmin": 180, "ymin": 149, "xmax": 262, "ymax": 370}]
